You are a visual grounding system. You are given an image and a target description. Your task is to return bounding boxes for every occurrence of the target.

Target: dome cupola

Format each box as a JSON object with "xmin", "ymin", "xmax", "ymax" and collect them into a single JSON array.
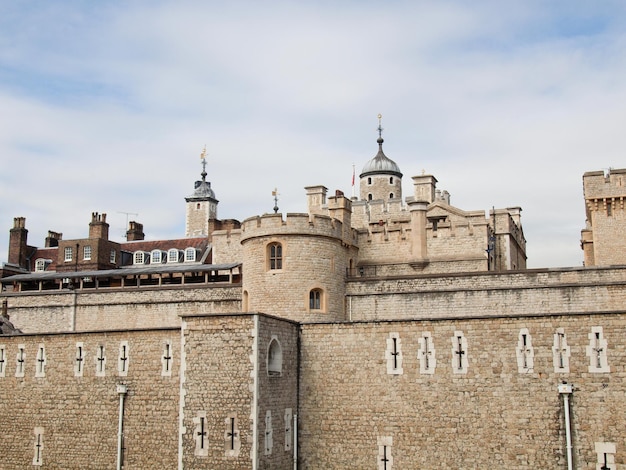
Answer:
[{"xmin": 359, "ymin": 115, "xmax": 403, "ymax": 202}]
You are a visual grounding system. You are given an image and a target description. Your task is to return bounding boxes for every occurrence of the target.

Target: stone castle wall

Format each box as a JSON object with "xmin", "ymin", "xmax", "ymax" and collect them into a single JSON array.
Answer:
[
  {"xmin": 347, "ymin": 266, "xmax": 626, "ymax": 321},
  {"xmin": 0, "ymin": 328, "xmax": 180, "ymax": 469},
  {"xmin": 299, "ymin": 313, "xmax": 625, "ymax": 468},
  {"xmin": 3, "ymin": 285, "xmax": 242, "ymax": 334}
]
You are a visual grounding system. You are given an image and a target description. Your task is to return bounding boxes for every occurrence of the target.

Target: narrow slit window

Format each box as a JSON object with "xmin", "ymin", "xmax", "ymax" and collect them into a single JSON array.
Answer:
[
  {"xmin": 16, "ymin": 345, "xmax": 25, "ymax": 378},
  {"xmin": 586, "ymin": 326, "xmax": 610, "ymax": 373},
  {"xmin": 385, "ymin": 333, "xmax": 403, "ymax": 375},
  {"xmin": 33, "ymin": 427, "xmax": 44, "ymax": 466},
  {"xmin": 161, "ymin": 341, "xmax": 173, "ymax": 376},
  {"xmin": 378, "ymin": 436, "xmax": 393, "ymax": 470},
  {"xmin": 0, "ymin": 345, "xmax": 6, "ymax": 377},
  {"xmin": 224, "ymin": 413, "xmax": 241, "ymax": 457},
  {"xmin": 284, "ymin": 408, "xmax": 293, "ymax": 452},
  {"xmin": 194, "ymin": 411, "xmax": 208, "ymax": 457},
  {"xmin": 516, "ymin": 329, "xmax": 534, "ymax": 373},
  {"xmin": 118, "ymin": 341, "xmax": 129, "ymax": 376},
  {"xmin": 75, "ymin": 342, "xmax": 85, "ymax": 377},
  {"xmin": 418, "ymin": 332, "xmax": 436, "ymax": 374},
  {"xmin": 264, "ymin": 410, "xmax": 273, "ymax": 456},
  {"xmin": 451, "ymin": 332, "xmax": 468, "ymax": 374},
  {"xmin": 552, "ymin": 328, "xmax": 570, "ymax": 373},
  {"xmin": 95, "ymin": 345, "xmax": 106, "ymax": 377},
  {"xmin": 35, "ymin": 345, "xmax": 46, "ymax": 378}
]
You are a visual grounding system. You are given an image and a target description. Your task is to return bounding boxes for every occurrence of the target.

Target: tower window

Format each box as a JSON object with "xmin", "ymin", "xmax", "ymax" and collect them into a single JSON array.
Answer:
[
  {"xmin": 389, "ymin": 193, "xmax": 394, "ymax": 199},
  {"xmin": 607, "ymin": 202, "xmax": 612, "ymax": 216},
  {"xmin": 389, "ymin": 177, "xmax": 393, "ymax": 184},
  {"xmin": 368, "ymin": 194, "xmax": 373, "ymax": 201},
  {"xmin": 196, "ymin": 203, "xmax": 201, "ymax": 210},
  {"xmin": 268, "ymin": 243, "xmax": 282, "ymax": 270},
  {"xmin": 309, "ymin": 289, "xmax": 323, "ymax": 310},
  {"xmin": 368, "ymin": 177, "xmax": 372, "ymax": 185}
]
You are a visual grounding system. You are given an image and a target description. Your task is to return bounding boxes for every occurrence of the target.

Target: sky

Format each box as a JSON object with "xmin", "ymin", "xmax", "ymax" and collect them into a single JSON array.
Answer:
[{"xmin": 1, "ymin": 1, "xmax": 625, "ymax": 269}]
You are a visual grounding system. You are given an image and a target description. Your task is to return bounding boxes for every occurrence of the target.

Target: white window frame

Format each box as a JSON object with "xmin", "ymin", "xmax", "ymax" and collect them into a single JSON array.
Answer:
[
  {"xmin": 110, "ymin": 249, "xmax": 116, "ymax": 264},
  {"xmin": 168, "ymin": 249, "xmax": 179, "ymax": 263},
  {"xmin": 185, "ymin": 247, "xmax": 196, "ymax": 262},
  {"xmin": 151, "ymin": 250, "xmax": 162, "ymax": 264},
  {"xmin": 64, "ymin": 247, "xmax": 73, "ymax": 262},
  {"xmin": 134, "ymin": 251, "xmax": 145, "ymax": 265},
  {"xmin": 83, "ymin": 245, "xmax": 92, "ymax": 261},
  {"xmin": 35, "ymin": 259, "xmax": 46, "ymax": 272}
]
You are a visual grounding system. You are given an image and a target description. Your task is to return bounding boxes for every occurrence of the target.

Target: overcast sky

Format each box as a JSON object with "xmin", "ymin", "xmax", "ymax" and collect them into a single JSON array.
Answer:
[{"xmin": 1, "ymin": 1, "xmax": 625, "ymax": 268}]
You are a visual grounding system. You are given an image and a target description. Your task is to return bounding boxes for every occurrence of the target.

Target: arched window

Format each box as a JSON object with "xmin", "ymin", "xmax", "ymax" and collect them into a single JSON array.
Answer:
[
  {"xmin": 268, "ymin": 242, "xmax": 282, "ymax": 270},
  {"xmin": 242, "ymin": 290, "xmax": 249, "ymax": 311},
  {"xmin": 389, "ymin": 177, "xmax": 394, "ymax": 184},
  {"xmin": 134, "ymin": 251, "xmax": 145, "ymax": 265},
  {"xmin": 35, "ymin": 259, "xmax": 46, "ymax": 272},
  {"xmin": 168, "ymin": 249, "xmax": 179, "ymax": 263},
  {"xmin": 368, "ymin": 194, "xmax": 373, "ymax": 201},
  {"xmin": 151, "ymin": 250, "xmax": 162, "ymax": 264},
  {"xmin": 367, "ymin": 177, "xmax": 372, "ymax": 185},
  {"xmin": 309, "ymin": 289, "xmax": 322, "ymax": 310},
  {"xmin": 389, "ymin": 193, "xmax": 394, "ymax": 199},
  {"xmin": 185, "ymin": 247, "xmax": 196, "ymax": 262},
  {"xmin": 196, "ymin": 203, "xmax": 201, "ymax": 210},
  {"xmin": 267, "ymin": 338, "xmax": 282, "ymax": 376}
]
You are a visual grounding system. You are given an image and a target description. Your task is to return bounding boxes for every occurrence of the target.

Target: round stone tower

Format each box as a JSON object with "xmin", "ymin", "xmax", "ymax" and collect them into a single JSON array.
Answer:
[
  {"xmin": 240, "ymin": 211, "xmax": 355, "ymax": 323},
  {"xmin": 359, "ymin": 118, "xmax": 403, "ymax": 202}
]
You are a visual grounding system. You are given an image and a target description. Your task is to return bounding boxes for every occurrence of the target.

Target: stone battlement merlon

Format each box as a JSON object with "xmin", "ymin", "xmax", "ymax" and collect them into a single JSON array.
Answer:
[{"xmin": 240, "ymin": 212, "xmax": 358, "ymax": 245}]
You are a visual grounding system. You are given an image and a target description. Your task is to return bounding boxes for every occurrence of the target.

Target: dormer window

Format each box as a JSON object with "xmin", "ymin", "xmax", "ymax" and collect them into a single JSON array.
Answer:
[
  {"xmin": 151, "ymin": 250, "xmax": 162, "ymax": 264},
  {"xmin": 168, "ymin": 249, "xmax": 180, "ymax": 263},
  {"xmin": 133, "ymin": 251, "xmax": 148, "ymax": 265},
  {"xmin": 35, "ymin": 259, "xmax": 47, "ymax": 272},
  {"xmin": 185, "ymin": 248, "xmax": 197, "ymax": 262}
]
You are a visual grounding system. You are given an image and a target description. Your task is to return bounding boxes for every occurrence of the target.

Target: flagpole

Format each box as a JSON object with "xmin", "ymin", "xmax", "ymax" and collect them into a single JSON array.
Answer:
[{"xmin": 351, "ymin": 163, "xmax": 355, "ymax": 199}]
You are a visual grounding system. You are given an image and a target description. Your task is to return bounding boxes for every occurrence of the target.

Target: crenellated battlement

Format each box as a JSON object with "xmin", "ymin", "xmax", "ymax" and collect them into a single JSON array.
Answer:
[{"xmin": 241, "ymin": 212, "xmax": 358, "ymax": 245}]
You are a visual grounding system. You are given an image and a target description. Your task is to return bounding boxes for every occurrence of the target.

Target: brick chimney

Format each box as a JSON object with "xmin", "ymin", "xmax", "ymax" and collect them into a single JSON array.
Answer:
[
  {"xmin": 89, "ymin": 212, "xmax": 109, "ymax": 240},
  {"xmin": 45, "ymin": 230, "xmax": 63, "ymax": 247},
  {"xmin": 126, "ymin": 221, "xmax": 145, "ymax": 241},
  {"xmin": 8, "ymin": 217, "xmax": 28, "ymax": 268}
]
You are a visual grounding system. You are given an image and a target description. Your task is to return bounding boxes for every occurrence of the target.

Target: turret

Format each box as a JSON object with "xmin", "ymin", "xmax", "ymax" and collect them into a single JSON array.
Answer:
[
  {"xmin": 359, "ymin": 115, "xmax": 403, "ymax": 202},
  {"xmin": 185, "ymin": 147, "xmax": 219, "ymax": 237}
]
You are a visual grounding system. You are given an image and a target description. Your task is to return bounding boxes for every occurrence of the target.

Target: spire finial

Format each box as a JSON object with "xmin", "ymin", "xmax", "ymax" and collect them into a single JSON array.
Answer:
[
  {"xmin": 272, "ymin": 187, "xmax": 279, "ymax": 214},
  {"xmin": 200, "ymin": 145, "xmax": 207, "ymax": 182},
  {"xmin": 377, "ymin": 113, "xmax": 384, "ymax": 145}
]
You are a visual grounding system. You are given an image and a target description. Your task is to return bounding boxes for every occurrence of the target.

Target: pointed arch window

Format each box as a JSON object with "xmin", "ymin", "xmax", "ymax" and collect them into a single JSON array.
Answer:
[
  {"xmin": 268, "ymin": 243, "xmax": 282, "ymax": 270},
  {"xmin": 267, "ymin": 338, "xmax": 282, "ymax": 376}
]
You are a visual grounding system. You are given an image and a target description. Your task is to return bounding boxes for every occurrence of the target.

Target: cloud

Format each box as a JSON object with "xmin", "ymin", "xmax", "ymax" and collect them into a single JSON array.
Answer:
[{"xmin": 1, "ymin": 1, "xmax": 626, "ymax": 268}]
